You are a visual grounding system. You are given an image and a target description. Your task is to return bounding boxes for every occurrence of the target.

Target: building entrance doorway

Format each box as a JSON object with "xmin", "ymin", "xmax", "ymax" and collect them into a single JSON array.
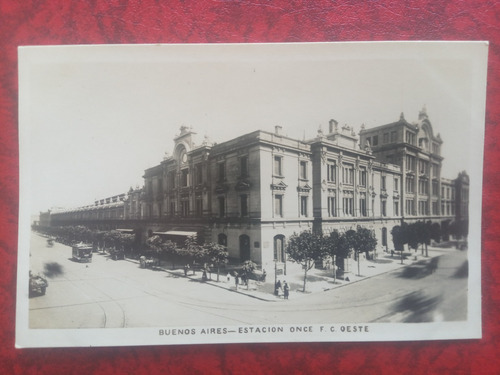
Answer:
[{"xmin": 239, "ymin": 235, "xmax": 250, "ymax": 261}]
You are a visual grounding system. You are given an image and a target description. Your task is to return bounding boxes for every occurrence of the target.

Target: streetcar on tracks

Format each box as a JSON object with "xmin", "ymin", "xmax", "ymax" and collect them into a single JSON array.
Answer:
[{"xmin": 72, "ymin": 243, "xmax": 93, "ymax": 262}]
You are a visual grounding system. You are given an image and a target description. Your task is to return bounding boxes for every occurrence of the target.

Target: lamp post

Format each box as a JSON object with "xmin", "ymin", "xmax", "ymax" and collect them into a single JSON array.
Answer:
[{"xmin": 274, "ymin": 259, "xmax": 277, "ymax": 295}]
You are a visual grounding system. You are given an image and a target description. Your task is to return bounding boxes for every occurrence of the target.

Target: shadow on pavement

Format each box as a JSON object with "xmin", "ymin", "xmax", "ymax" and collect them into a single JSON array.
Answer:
[
  {"xmin": 393, "ymin": 291, "xmax": 443, "ymax": 322},
  {"xmin": 397, "ymin": 257, "xmax": 439, "ymax": 279},
  {"xmin": 453, "ymin": 260, "xmax": 468, "ymax": 278},
  {"xmin": 43, "ymin": 262, "xmax": 64, "ymax": 278}
]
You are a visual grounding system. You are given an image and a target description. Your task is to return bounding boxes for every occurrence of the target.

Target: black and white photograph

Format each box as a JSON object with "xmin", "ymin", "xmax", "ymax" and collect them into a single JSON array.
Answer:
[{"xmin": 16, "ymin": 42, "xmax": 487, "ymax": 347}]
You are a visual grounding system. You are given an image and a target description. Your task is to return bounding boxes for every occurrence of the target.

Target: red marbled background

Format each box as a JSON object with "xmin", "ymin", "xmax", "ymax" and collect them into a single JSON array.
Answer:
[{"xmin": 1, "ymin": 1, "xmax": 499, "ymax": 374}]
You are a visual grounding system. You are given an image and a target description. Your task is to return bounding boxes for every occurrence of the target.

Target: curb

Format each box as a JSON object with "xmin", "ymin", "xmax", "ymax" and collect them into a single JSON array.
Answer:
[{"xmin": 120, "ymin": 248, "xmax": 450, "ymax": 301}]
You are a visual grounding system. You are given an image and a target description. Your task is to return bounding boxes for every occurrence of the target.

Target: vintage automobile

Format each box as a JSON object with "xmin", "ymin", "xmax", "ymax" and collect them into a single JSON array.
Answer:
[
  {"xmin": 109, "ymin": 248, "xmax": 125, "ymax": 261},
  {"xmin": 72, "ymin": 243, "xmax": 93, "ymax": 262},
  {"xmin": 139, "ymin": 255, "xmax": 158, "ymax": 269},
  {"xmin": 29, "ymin": 272, "xmax": 48, "ymax": 296}
]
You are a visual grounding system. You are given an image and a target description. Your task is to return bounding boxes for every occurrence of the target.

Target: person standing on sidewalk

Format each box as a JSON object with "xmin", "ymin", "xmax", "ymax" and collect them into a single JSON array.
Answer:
[
  {"xmin": 234, "ymin": 272, "xmax": 239, "ymax": 290},
  {"xmin": 283, "ymin": 281, "xmax": 289, "ymax": 300},
  {"xmin": 275, "ymin": 280, "xmax": 282, "ymax": 297}
]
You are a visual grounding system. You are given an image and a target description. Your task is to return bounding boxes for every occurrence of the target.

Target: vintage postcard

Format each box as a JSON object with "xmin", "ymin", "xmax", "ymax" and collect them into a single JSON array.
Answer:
[{"xmin": 16, "ymin": 42, "xmax": 487, "ymax": 347}]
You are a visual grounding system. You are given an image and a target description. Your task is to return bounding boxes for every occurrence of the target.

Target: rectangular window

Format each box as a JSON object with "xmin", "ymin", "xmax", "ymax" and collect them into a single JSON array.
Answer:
[
  {"xmin": 240, "ymin": 195, "xmax": 248, "ymax": 217},
  {"xmin": 432, "ymin": 164, "xmax": 439, "ymax": 178},
  {"xmin": 327, "ymin": 162, "xmax": 336, "ymax": 183},
  {"xmin": 343, "ymin": 197, "xmax": 354, "ymax": 216},
  {"xmin": 195, "ymin": 164, "xmax": 203, "ymax": 185},
  {"xmin": 170, "ymin": 201, "xmax": 175, "ymax": 215},
  {"xmin": 432, "ymin": 201, "xmax": 438, "ymax": 215},
  {"xmin": 381, "ymin": 176, "xmax": 386, "ymax": 190},
  {"xmin": 300, "ymin": 196, "xmax": 308, "ymax": 217},
  {"xmin": 274, "ymin": 195, "xmax": 283, "ymax": 217},
  {"xmin": 372, "ymin": 135, "xmax": 379, "ymax": 146},
  {"xmin": 181, "ymin": 169, "xmax": 189, "ymax": 187},
  {"xmin": 181, "ymin": 201, "xmax": 189, "ymax": 217},
  {"xmin": 394, "ymin": 178, "xmax": 399, "ymax": 191},
  {"xmin": 406, "ymin": 132, "xmax": 415, "ymax": 145},
  {"xmin": 418, "ymin": 180, "xmax": 428, "ymax": 195},
  {"xmin": 418, "ymin": 201, "xmax": 423, "ymax": 215},
  {"xmin": 405, "ymin": 155, "xmax": 415, "ymax": 171},
  {"xmin": 274, "ymin": 156, "xmax": 283, "ymax": 176},
  {"xmin": 218, "ymin": 197, "xmax": 225, "ymax": 217},
  {"xmin": 328, "ymin": 196, "xmax": 336, "ymax": 217},
  {"xmin": 299, "ymin": 161, "xmax": 307, "ymax": 180},
  {"xmin": 365, "ymin": 137, "xmax": 371, "ymax": 147},
  {"xmin": 391, "ymin": 131, "xmax": 397, "ymax": 142},
  {"xmin": 394, "ymin": 201, "xmax": 399, "ymax": 216},
  {"xmin": 432, "ymin": 181, "xmax": 438, "ymax": 196},
  {"xmin": 406, "ymin": 176, "xmax": 414, "ymax": 193},
  {"xmin": 406, "ymin": 199, "xmax": 414, "ymax": 215},
  {"xmin": 419, "ymin": 160, "xmax": 429, "ymax": 175},
  {"xmin": 359, "ymin": 169, "xmax": 367, "ymax": 187},
  {"xmin": 343, "ymin": 164, "xmax": 354, "ymax": 185},
  {"xmin": 359, "ymin": 198, "xmax": 367, "ymax": 216},
  {"xmin": 169, "ymin": 171, "xmax": 176, "ymax": 189},
  {"xmin": 240, "ymin": 156, "xmax": 248, "ymax": 178},
  {"xmin": 383, "ymin": 133, "xmax": 389, "ymax": 143},
  {"xmin": 218, "ymin": 162, "xmax": 226, "ymax": 182},
  {"xmin": 381, "ymin": 200, "xmax": 387, "ymax": 216},
  {"xmin": 195, "ymin": 198, "xmax": 203, "ymax": 216}
]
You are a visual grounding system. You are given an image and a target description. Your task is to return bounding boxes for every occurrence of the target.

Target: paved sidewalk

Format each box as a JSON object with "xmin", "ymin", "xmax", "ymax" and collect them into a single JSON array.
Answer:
[{"xmin": 124, "ymin": 245, "xmax": 461, "ymax": 302}]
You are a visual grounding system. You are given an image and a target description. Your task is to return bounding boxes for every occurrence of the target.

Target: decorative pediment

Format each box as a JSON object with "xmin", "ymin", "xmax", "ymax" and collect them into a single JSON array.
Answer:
[
  {"xmin": 380, "ymin": 190, "xmax": 388, "ymax": 199},
  {"xmin": 271, "ymin": 181, "xmax": 288, "ymax": 191},
  {"xmin": 215, "ymin": 183, "xmax": 230, "ymax": 194},
  {"xmin": 235, "ymin": 179, "xmax": 251, "ymax": 191},
  {"xmin": 393, "ymin": 191, "xmax": 400, "ymax": 199},
  {"xmin": 297, "ymin": 183, "xmax": 312, "ymax": 193}
]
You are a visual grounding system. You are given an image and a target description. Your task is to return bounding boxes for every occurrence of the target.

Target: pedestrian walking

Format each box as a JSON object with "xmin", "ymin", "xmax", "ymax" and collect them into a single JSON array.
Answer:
[
  {"xmin": 283, "ymin": 281, "xmax": 289, "ymax": 299},
  {"xmin": 184, "ymin": 264, "xmax": 190, "ymax": 276},
  {"xmin": 234, "ymin": 272, "xmax": 239, "ymax": 290}
]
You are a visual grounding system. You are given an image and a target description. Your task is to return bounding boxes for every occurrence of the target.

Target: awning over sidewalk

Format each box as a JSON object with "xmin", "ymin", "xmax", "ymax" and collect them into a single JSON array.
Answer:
[
  {"xmin": 153, "ymin": 230, "xmax": 198, "ymax": 237},
  {"xmin": 117, "ymin": 229, "xmax": 134, "ymax": 233}
]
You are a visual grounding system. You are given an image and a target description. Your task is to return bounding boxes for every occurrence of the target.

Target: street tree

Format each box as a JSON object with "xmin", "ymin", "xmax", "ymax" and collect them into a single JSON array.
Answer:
[
  {"xmin": 161, "ymin": 240, "xmax": 178, "ymax": 269},
  {"xmin": 145, "ymin": 235, "xmax": 163, "ymax": 260},
  {"xmin": 324, "ymin": 230, "xmax": 341, "ymax": 283},
  {"xmin": 184, "ymin": 235, "xmax": 205, "ymax": 271},
  {"xmin": 241, "ymin": 260, "xmax": 257, "ymax": 290},
  {"xmin": 391, "ymin": 225, "xmax": 406, "ymax": 264},
  {"xmin": 355, "ymin": 226, "xmax": 377, "ymax": 274},
  {"xmin": 430, "ymin": 222, "xmax": 441, "ymax": 244},
  {"xmin": 286, "ymin": 230, "xmax": 326, "ymax": 292},
  {"xmin": 203, "ymin": 243, "xmax": 229, "ymax": 282}
]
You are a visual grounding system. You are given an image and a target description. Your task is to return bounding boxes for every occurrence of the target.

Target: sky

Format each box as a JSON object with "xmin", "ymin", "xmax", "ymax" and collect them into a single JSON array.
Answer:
[{"xmin": 19, "ymin": 42, "xmax": 488, "ymax": 215}]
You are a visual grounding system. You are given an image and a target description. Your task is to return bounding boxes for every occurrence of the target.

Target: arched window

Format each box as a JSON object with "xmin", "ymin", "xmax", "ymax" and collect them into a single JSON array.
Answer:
[
  {"xmin": 274, "ymin": 235, "xmax": 286, "ymax": 262},
  {"xmin": 218, "ymin": 233, "xmax": 227, "ymax": 247}
]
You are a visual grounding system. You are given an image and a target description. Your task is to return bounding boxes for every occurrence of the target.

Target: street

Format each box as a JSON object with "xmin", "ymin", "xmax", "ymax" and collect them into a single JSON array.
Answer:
[{"xmin": 29, "ymin": 233, "xmax": 468, "ymax": 329}]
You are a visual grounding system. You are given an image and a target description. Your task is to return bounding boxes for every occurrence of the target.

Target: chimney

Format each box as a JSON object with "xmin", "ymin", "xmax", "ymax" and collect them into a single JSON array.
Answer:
[
  {"xmin": 329, "ymin": 119, "xmax": 338, "ymax": 133},
  {"xmin": 275, "ymin": 125, "xmax": 282, "ymax": 135}
]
